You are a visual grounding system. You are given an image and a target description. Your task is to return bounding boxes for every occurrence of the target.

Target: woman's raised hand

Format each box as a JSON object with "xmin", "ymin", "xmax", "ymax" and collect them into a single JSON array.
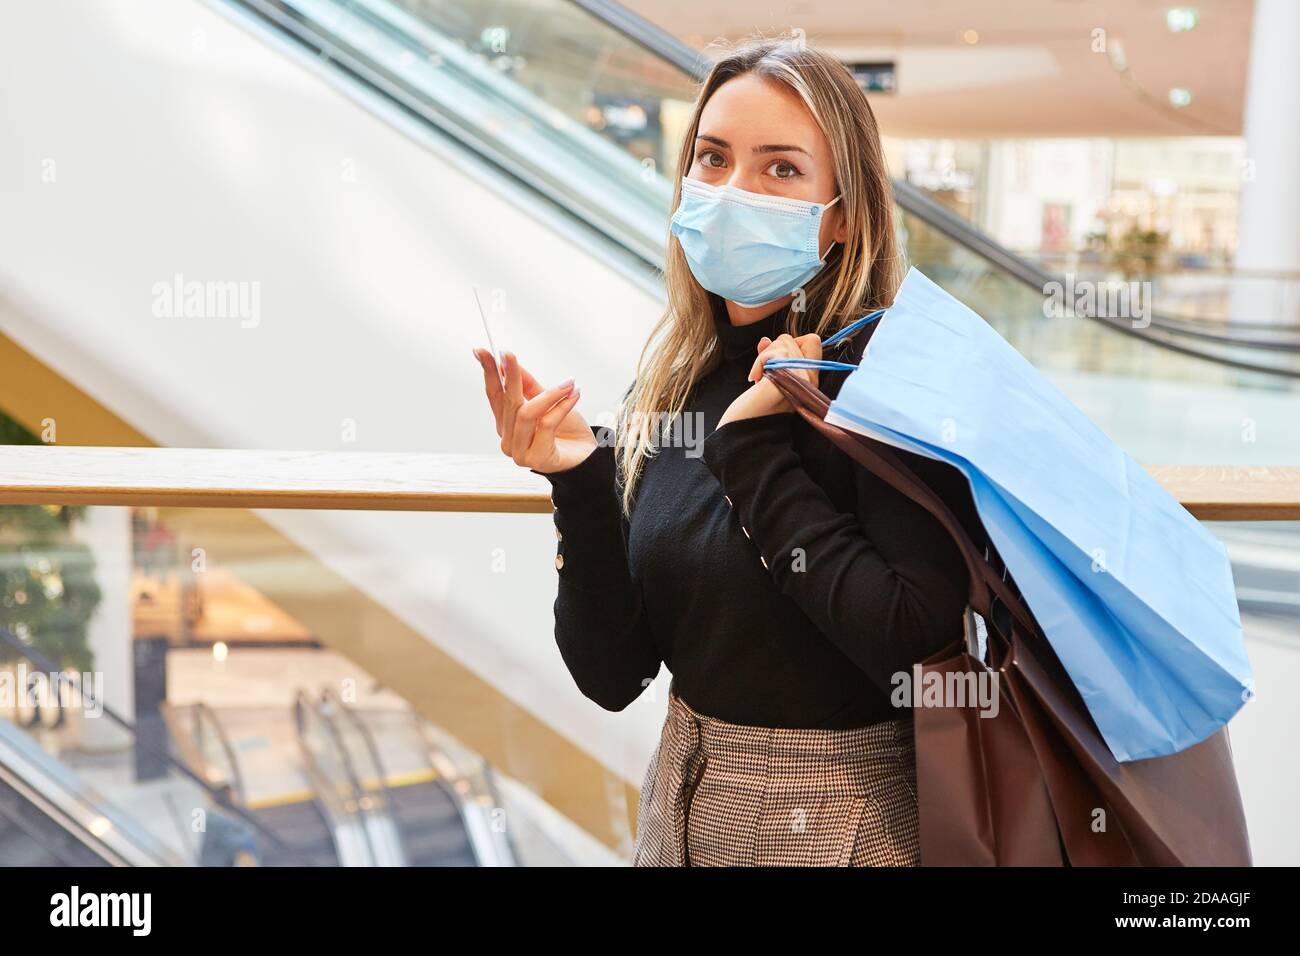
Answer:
[
  {"xmin": 749, "ymin": 332, "xmax": 823, "ymax": 389},
  {"xmin": 473, "ymin": 349, "xmax": 597, "ymax": 474},
  {"xmin": 716, "ymin": 332, "xmax": 822, "ymax": 428}
]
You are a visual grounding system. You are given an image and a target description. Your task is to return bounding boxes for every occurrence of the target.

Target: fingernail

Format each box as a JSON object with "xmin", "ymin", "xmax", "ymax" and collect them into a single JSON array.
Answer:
[{"xmin": 558, "ymin": 377, "xmax": 575, "ymax": 388}]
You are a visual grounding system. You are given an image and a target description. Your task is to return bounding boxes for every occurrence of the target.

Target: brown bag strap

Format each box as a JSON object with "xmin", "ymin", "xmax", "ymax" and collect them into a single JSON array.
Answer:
[{"xmin": 767, "ymin": 368, "xmax": 1039, "ymax": 638}]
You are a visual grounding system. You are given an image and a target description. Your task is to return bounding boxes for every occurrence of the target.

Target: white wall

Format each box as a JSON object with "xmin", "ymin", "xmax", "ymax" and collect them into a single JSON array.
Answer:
[{"xmin": 0, "ymin": 0, "xmax": 668, "ymax": 785}]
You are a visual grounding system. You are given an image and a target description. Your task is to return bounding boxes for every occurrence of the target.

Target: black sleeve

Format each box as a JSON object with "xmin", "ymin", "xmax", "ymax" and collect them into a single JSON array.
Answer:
[
  {"xmin": 700, "ymin": 413, "xmax": 968, "ymax": 696},
  {"xmin": 535, "ymin": 426, "xmax": 661, "ymax": 711}
]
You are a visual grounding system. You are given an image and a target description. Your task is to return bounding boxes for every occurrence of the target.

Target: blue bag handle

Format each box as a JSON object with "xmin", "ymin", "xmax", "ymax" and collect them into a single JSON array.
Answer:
[{"xmin": 764, "ymin": 309, "xmax": 885, "ymax": 374}]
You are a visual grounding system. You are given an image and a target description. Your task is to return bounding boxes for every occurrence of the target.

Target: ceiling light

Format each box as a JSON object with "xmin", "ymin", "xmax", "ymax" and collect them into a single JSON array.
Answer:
[
  {"xmin": 1166, "ymin": 8, "xmax": 1199, "ymax": 33},
  {"xmin": 1168, "ymin": 87, "xmax": 1193, "ymax": 108},
  {"xmin": 961, "ymin": 29, "xmax": 979, "ymax": 44}
]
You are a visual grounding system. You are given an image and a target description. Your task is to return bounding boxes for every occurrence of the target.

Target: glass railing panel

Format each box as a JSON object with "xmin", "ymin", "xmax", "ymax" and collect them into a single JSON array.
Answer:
[{"xmin": 2, "ymin": 499, "xmax": 633, "ymax": 865}]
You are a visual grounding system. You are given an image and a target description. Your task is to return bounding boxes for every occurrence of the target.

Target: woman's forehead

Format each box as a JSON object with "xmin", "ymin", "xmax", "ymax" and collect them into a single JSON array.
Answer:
[{"xmin": 699, "ymin": 74, "xmax": 826, "ymax": 152}]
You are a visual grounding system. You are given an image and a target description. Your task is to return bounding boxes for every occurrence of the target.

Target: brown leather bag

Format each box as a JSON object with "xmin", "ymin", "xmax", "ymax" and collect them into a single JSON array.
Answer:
[
  {"xmin": 768, "ymin": 368, "xmax": 1253, "ymax": 866},
  {"xmin": 913, "ymin": 638, "xmax": 1065, "ymax": 865}
]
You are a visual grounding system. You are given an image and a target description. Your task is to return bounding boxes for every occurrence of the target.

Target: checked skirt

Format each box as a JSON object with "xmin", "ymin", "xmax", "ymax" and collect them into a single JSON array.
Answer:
[{"xmin": 632, "ymin": 681, "xmax": 920, "ymax": 867}]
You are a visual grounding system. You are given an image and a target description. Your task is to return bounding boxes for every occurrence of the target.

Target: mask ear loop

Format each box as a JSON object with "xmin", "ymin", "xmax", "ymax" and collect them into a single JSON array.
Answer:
[
  {"xmin": 795, "ymin": 189, "xmax": 881, "ymax": 358},
  {"xmin": 816, "ymin": 194, "xmax": 843, "ymax": 262}
]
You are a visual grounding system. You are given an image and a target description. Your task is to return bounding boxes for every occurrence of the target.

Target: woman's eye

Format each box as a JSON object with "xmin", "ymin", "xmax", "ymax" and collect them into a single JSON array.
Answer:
[
  {"xmin": 696, "ymin": 150, "xmax": 725, "ymax": 168},
  {"xmin": 768, "ymin": 160, "xmax": 801, "ymax": 179}
]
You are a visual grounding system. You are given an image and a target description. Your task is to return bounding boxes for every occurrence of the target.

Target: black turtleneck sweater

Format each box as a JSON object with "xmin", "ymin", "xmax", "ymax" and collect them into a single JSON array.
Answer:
[{"xmin": 540, "ymin": 301, "xmax": 978, "ymax": 729}]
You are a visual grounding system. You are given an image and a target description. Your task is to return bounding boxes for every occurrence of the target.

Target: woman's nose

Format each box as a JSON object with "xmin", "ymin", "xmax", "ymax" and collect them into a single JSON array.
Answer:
[{"xmin": 724, "ymin": 167, "xmax": 764, "ymax": 194}]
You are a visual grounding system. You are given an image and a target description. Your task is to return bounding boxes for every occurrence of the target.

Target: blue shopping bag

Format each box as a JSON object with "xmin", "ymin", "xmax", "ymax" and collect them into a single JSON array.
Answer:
[{"xmin": 824, "ymin": 268, "xmax": 1253, "ymax": 762}]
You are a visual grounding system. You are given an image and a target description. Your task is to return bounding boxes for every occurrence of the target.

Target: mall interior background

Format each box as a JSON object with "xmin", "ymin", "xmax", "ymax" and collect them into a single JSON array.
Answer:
[{"xmin": 0, "ymin": 0, "xmax": 1296, "ymax": 866}]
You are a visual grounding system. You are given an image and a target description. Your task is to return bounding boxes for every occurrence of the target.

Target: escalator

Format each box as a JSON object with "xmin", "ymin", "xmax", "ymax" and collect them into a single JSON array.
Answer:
[
  {"xmin": 0, "ymin": 775, "xmax": 113, "ymax": 867},
  {"xmin": 0, "ymin": 628, "xmax": 323, "ymax": 867},
  {"xmin": 165, "ymin": 700, "xmax": 340, "ymax": 865},
  {"xmin": 222, "ymin": 0, "xmax": 1300, "ymax": 379},
  {"xmin": 167, "ymin": 690, "xmax": 518, "ymax": 865},
  {"xmin": 1, "ymin": 616, "xmax": 511, "ymax": 866},
  {"xmin": 294, "ymin": 689, "xmax": 519, "ymax": 865},
  {"xmin": 327, "ymin": 696, "xmax": 520, "ymax": 866},
  {"xmin": 0, "ymin": 720, "xmax": 171, "ymax": 866}
]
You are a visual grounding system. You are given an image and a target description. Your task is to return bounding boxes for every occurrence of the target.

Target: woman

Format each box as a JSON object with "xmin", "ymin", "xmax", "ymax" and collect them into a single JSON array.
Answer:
[{"xmin": 473, "ymin": 37, "xmax": 976, "ymax": 866}]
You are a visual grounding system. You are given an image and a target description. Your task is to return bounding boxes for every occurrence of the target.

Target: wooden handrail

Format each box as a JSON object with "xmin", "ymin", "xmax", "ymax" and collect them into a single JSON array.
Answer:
[
  {"xmin": 0, "ymin": 446, "xmax": 1298, "ymax": 520},
  {"xmin": 1142, "ymin": 465, "xmax": 1300, "ymax": 521},
  {"xmin": 0, "ymin": 446, "xmax": 551, "ymax": 513}
]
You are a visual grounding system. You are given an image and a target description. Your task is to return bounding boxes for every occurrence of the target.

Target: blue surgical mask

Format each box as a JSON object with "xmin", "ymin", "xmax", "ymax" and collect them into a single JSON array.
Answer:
[{"xmin": 670, "ymin": 177, "xmax": 841, "ymax": 307}]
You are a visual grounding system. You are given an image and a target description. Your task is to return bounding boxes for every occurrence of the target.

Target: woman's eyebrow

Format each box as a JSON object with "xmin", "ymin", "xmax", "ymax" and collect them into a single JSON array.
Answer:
[{"xmin": 696, "ymin": 134, "xmax": 811, "ymax": 157}]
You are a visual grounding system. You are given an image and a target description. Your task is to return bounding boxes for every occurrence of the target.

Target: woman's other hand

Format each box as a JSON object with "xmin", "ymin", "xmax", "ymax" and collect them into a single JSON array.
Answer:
[
  {"xmin": 474, "ymin": 349, "xmax": 596, "ymax": 473},
  {"xmin": 716, "ymin": 333, "xmax": 822, "ymax": 428}
]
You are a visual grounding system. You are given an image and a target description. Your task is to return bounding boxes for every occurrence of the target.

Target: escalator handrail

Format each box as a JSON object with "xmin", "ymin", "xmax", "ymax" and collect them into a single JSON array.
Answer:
[
  {"xmin": 568, "ymin": 0, "xmax": 709, "ymax": 78},
  {"xmin": 293, "ymin": 689, "xmax": 365, "ymax": 809},
  {"xmin": 0, "ymin": 626, "xmax": 316, "ymax": 865},
  {"xmin": 292, "ymin": 689, "xmax": 373, "ymax": 863},
  {"xmin": 294, "ymin": 688, "xmax": 397, "ymax": 865},
  {"xmin": 321, "ymin": 690, "xmax": 414, "ymax": 865},
  {"xmin": 319, "ymin": 688, "xmax": 395, "ymax": 801},
  {"xmin": 406, "ymin": 710, "xmax": 520, "ymax": 867},
  {"xmin": 189, "ymin": 700, "xmax": 248, "ymax": 807}
]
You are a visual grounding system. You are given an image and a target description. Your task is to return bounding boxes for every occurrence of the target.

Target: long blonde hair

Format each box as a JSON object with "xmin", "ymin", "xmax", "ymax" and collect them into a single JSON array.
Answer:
[{"xmin": 615, "ymin": 36, "xmax": 902, "ymax": 514}]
